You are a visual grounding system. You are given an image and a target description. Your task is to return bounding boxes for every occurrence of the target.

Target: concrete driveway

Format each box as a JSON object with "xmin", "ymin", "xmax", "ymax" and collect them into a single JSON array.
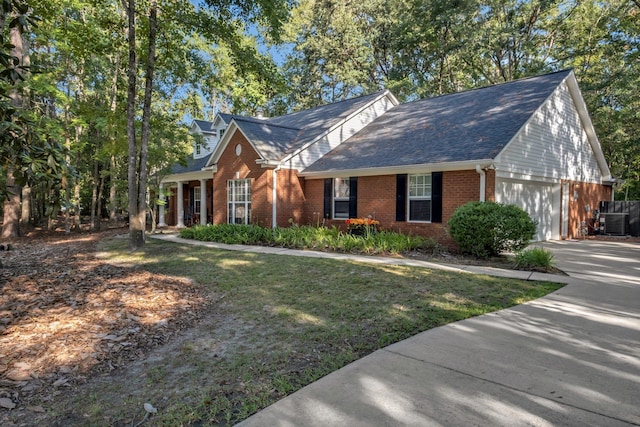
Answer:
[
  {"xmin": 539, "ymin": 239, "xmax": 640, "ymax": 286},
  {"xmin": 237, "ymin": 239, "xmax": 640, "ymax": 426}
]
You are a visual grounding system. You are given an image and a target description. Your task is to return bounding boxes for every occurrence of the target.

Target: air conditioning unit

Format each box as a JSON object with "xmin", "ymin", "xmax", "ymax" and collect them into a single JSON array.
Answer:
[{"xmin": 602, "ymin": 213, "xmax": 629, "ymax": 235}]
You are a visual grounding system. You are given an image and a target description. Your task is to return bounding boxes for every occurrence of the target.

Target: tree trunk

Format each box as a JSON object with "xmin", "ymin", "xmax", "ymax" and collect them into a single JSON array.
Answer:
[
  {"xmin": 20, "ymin": 185, "xmax": 31, "ymax": 226},
  {"xmin": 125, "ymin": 0, "xmax": 144, "ymax": 249},
  {"xmin": 108, "ymin": 52, "xmax": 120, "ymax": 224},
  {"xmin": 73, "ymin": 179, "xmax": 81, "ymax": 229},
  {"xmin": 2, "ymin": 169, "xmax": 21, "ymax": 239},
  {"xmin": 91, "ymin": 157, "xmax": 100, "ymax": 231},
  {"xmin": 2, "ymin": 23, "xmax": 24, "ymax": 239},
  {"xmin": 135, "ymin": 0, "xmax": 158, "ymax": 243},
  {"xmin": 96, "ymin": 164, "xmax": 105, "ymax": 231},
  {"xmin": 109, "ymin": 155, "xmax": 118, "ymax": 223}
]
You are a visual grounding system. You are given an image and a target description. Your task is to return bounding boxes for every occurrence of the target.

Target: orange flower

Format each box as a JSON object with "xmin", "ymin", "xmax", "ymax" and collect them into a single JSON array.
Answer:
[{"xmin": 346, "ymin": 217, "xmax": 380, "ymax": 227}]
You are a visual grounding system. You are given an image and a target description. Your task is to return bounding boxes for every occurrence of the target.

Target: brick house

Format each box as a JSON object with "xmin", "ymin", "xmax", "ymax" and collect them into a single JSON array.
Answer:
[{"xmin": 160, "ymin": 70, "xmax": 613, "ymax": 241}]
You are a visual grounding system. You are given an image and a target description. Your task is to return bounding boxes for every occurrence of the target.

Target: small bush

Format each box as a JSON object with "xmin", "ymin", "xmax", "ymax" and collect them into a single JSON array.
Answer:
[
  {"xmin": 448, "ymin": 201, "xmax": 536, "ymax": 258},
  {"xmin": 514, "ymin": 247, "xmax": 554, "ymax": 271}
]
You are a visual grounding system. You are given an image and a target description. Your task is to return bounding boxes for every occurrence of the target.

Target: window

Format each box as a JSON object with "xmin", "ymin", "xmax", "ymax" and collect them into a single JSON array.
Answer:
[
  {"xmin": 219, "ymin": 128, "xmax": 225, "ymax": 138},
  {"xmin": 193, "ymin": 186, "xmax": 201, "ymax": 214},
  {"xmin": 227, "ymin": 179, "xmax": 251, "ymax": 224},
  {"xmin": 333, "ymin": 178, "xmax": 350, "ymax": 219},
  {"xmin": 408, "ymin": 174, "xmax": 432, "ymax": 222},
  {"xmin": 194, "ymin": 139, "xmax": 209, "ymax": 157}
]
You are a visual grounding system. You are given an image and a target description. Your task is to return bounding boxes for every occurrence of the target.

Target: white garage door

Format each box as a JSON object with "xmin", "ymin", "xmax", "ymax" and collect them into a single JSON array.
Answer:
[{"xmin": 495, "ymin": 179, "xmax": 554, "ymax": 242}]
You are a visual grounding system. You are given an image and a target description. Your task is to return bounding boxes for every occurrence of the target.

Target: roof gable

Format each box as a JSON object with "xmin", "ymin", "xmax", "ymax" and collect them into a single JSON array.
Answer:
[
  {"xmin": 192, "ymin": 119, "xmax": 215, "ymax": 133},
  {"xmin": 302, "ymin": 70, "xmax": 573, "ymax": 174},
  {"xmin": 208, "ymin": 90, "xmax": 395, "ymax": 167}
]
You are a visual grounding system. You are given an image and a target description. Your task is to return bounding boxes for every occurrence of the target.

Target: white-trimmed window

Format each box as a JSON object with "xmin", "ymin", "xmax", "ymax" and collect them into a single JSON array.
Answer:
[
  {"xmin": 408, "ymin": 174, "xmax": 432, "ymax": 222},
  {"xmin": 193, "ymin": 186, "xmax": 201, "ymax": 214},
  {"xmin": 333, "ymin": 178, "xmax": 350, "ymax": 219},
  {"xmin": 194, "ymin": 138, "xmax": 210, "ymax": 157},
  {"xmin": 227, "ymin": 179, "xmax": 251, "ymax": 224}
]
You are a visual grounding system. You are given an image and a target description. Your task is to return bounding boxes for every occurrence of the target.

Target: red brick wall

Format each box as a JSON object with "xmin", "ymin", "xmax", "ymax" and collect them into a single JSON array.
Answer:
[
  {"xmin": 212, "ymin": 133, "xmax": 306, "ymax": 227},
  {"xmin": 302, "ymin": 172, "xmax": 488, "ymax": 245},
  {"xmin": 303, "ymin": 179, "xmax": 326, "ymax": 226},
  {"xmin": 442, "ymin": 170, "xmax": 481, "ymax": 223},
  {"xmin": 565, "ymin": 180, "xmax": 612, "ymax": 239},
  {"xmin": 213, "ymin": 133, "xmax": 269, "ymax": 225},
  {"xmin": 275, "ymin": 168, "xmax": 306, "ymax": 226}
]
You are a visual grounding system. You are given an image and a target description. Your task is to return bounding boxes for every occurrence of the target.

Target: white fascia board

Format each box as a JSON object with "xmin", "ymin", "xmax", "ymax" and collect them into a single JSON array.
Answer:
[
  {"xmin": 564, "ymin": 72, "xmax": 612, "ymax": 180},
  {"xmin": 298, "ymin": 160, "xmax": 494, "ymax": 179},
  {"xmin": 280, "ymin": 91, "xmax": 400, "ymax": 164},
  {"xmin": 161, "ymin": 170, "xmax": 212, "ymax": 184},
  {"xmin": 213, "ymin": 114, "xmax": 227, "ymax": 127},
  {"xmin": 189, "ymin": 121, "xmax": 201, "ymax": 134},
  {"xmin": 256, "ymin": 159, "xmax": 280, "ymax": 168}
]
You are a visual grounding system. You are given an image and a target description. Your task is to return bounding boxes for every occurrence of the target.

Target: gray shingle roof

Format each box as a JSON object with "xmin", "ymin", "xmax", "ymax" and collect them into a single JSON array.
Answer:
[
  {"xmin": 233, "ymin": 117, "xmax": 303, "ymax": 161},
  {"xmin": 193, "ymin": 114, "xmax": 236, "ymax": 133},
  {"xmin": 193, "ymin": 119, "xmax": 215, "ymax": 133},
  {"xmin": 303, "ymin": 70, "xmax": 572, "ymax": 173},
  {"xmin": 240, "ymin": 91, "xmax": 389, "ymax": 161},
  {"xmin": 169, "ymin": 154, "xmax": 210, "ymax": 174}
]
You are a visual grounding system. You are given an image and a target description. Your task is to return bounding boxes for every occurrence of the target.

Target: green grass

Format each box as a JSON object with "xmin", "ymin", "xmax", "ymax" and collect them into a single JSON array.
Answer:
[{"xmin": 80, "ymin": 237, "xmax": 563, "ymax": 426}]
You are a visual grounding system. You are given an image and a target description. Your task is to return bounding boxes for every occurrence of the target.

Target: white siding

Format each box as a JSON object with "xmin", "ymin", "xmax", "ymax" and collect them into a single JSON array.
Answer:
[
  {"xmin": 288, "ymin": 95, "xmax": 395, "ymax": 170},
  {"xmin": 495, "ymin": 82, "xmax": 603, "ymax": 184},
  {"xmin": 193, "ymin": 135, "xmax": 217, "ymax": 159}
]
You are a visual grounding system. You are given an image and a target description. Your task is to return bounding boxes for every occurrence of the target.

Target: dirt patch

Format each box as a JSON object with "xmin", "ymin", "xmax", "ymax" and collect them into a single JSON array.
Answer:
[{"xmin": 0, "ymin": 228, "xmax": 210, "ymax": 425}]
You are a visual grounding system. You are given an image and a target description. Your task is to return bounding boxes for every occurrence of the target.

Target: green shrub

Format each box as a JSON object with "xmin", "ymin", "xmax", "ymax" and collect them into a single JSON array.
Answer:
[
  {"xmin": 448, "ymin": 201, "xmax": 536, "ymax": 258},
  {"xmin": 514, "ymin": 247, "xmax": 554, "ymax": 271},
  {"xmin": 179, "ymin": 223, "xmax": 436, "ymax": 256}
]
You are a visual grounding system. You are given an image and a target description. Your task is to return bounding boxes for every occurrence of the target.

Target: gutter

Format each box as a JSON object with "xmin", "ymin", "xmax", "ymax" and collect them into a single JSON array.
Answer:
[
  {"xmin": 272, "ymin": 164, "xmax": 282, "ymax": 228},
  {"xmin": 299, "ymin": 159, "xmax": 495, "ymax": 179},
  {"xmin": 476, "ymin": 165, "xmax": 486, "ymax": 202}
]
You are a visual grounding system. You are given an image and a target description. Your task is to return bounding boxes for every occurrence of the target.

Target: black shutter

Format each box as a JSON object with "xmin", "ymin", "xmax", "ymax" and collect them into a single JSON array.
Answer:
[
  {"xmin": 432, "ymin": 172, "xmax": 443, "ymax": 223},
  {"xmin": 349, "ymin": 177, "xmax": 358, "ymax": 218},
  {"xmin": 189, "ymin": 187, "xmax": 195, "ymax": 214},
  {"xmin": 396, "ymin": 174, "xmax": 407, "ymax": 222},
  {"xmin": 323, "ymin": 178, "xmax": 332, "ymax": 219}
]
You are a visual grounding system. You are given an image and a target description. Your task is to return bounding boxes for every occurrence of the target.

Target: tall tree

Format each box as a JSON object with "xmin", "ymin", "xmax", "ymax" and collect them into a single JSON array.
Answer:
[
  {"xmin": 1, "ymin": 1, "xmax": 64, "ymax": 238},
  {"xmin": 1, "ymin": 4, "xmax": 26, "ymax": 238}
]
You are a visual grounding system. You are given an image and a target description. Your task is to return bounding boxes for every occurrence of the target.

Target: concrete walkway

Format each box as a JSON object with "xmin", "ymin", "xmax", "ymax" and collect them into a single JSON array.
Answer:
[{"xmin": 151, "ymin": 234, "xmax": 640, "ymax": 426}]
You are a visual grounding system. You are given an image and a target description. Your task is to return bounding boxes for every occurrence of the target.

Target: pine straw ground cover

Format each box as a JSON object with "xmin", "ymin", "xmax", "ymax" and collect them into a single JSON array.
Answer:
[{"xmin": 1, "ymin": 230, "xmax": 562, "ymax": 426}]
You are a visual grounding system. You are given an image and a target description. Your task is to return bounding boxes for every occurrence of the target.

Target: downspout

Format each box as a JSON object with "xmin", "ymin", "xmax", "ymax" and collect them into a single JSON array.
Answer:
[
  {"xmin": 476, "ymin": 165, "xmax": 486, "ymax": 202},
  {"xmin": 272, "ymin": 164, "xmax": 282, "ymax": 229}
]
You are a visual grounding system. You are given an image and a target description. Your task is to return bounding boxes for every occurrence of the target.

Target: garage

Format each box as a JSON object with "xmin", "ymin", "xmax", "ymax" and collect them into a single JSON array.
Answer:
[{"xmin": 495, "ymin": 178, "xmax": 559, "ymax": 242}]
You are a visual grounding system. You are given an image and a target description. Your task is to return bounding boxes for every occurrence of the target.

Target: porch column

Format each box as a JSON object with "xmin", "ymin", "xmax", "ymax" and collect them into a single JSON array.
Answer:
[
  {"xmin": 200, "ymin": 179, "xmax": 207, "ymax": 225},
  {"xmin": 158, "ymin": 183, "xmax": 167, "ymax": 227},
  {"xmin": 176, "ymin": 181, "xmax": 185, "ymax": 228}
]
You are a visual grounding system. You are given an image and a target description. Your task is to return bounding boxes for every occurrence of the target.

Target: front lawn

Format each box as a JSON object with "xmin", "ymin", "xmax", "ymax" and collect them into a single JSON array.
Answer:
[{"xmin": 5, "ymin": 235, "xmax": 562, "ymax": 426}]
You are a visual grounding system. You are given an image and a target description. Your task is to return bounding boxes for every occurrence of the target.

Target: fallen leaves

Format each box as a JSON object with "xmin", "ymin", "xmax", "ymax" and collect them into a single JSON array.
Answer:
[{"xmin": 0, "ymin": 229, "xmax": 209, "ymax": 415}]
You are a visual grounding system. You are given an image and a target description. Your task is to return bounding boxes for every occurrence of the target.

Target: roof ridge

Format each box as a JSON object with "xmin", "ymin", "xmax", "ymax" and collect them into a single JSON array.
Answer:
[
  {"xmin": 234, "ymin": 116, "xmax": 302, "ymax": 131},
  {"xmin": 407, "ymin": 69, "xmax": 572, "ymax": 104},
  {"xmin": 278, "ymin": 90, "xmax": 388, "ymax": 118}
]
